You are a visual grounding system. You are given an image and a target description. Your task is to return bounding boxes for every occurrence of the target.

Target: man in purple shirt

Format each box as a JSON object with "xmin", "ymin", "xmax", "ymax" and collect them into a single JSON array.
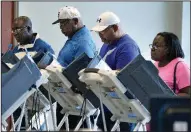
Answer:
[
  {"xmin": 92, "ymin": 11, "xmax": 140, "ymax": 70},
  {"xmin": 91, "ymin": 11, "xmax": 140, "ymax": 131}
]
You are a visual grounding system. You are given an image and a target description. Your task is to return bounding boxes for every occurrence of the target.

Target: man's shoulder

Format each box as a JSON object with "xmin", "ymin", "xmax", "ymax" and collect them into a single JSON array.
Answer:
[
  {"xmin": 73, "ymin": 34, "xmax": 93, "ymax": 43},
  {"xmin": 34, "ymin": 38, "xmax": 52, "ymax": 48},
  {"xmin": 72, "ymin": 35, "xmax": 95, "ymax": 48},
  {"xmin": 34, "ymin": 38, "xmax": 55, "ymax": 54},
  {"xmin": 73, "ymin": 27, "xmax": 93, "ymax": 41},
  {"xmin": 114, "ymin": 36, "xmax": 140, "ymax": 56},
  {"xmin": 79, "ymin": 26, "xmax": 91, "ymax": 35},
  {"xmin": 120, "ymin": 34, "xmax": 138, "ymax": 45},
  {"xmin": 12, "ymin": 45, "xmax": 19, "ymax": 53},
  {"xmin": 118, "ymin": 35, "xmax": 139, "ymax": 50},
  {"xmin": 117, "ymin": 41, "xmax": 139, "ymax": 51},
  {"xmin": 35, "ymin": 38, "xmax": 48, "ymax": 45}
]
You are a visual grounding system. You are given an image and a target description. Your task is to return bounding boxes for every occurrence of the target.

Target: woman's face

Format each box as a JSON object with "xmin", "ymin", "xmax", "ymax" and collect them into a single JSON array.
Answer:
[{"xmin": 151, "ymin": 35, "xmax": 168, "ymax": 61}]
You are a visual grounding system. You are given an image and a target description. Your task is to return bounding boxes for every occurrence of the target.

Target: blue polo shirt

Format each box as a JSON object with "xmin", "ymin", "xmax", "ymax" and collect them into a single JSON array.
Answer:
[
  {"xmin": 12, "ymin": 33, "xmax": 55, "ymax": 54},
  {"xmin": 57, "ymin": 26, "xmax": 96, "ymax": 67},
  {"xmin": 99, "ymin": 34, "xmax": 140, "ymax": 70}
]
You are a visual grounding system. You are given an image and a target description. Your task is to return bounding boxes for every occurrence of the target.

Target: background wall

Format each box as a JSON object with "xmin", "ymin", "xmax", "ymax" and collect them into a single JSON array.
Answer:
[
  {"xmin": 181, "ymin": 2, "xmax": 190, "ymax": 65},
  {"xmin": 1, "ymin": 1, "xmax": 15, "ymax": 53},
  {"xmin": 18, "ymin": 2, "xmax": 190, "ymax": 64}
]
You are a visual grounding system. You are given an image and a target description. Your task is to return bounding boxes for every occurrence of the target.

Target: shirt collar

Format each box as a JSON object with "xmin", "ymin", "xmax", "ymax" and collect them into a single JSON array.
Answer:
[
  {"xmin": 69, "ymin": 26, "xmax": 86, "ymax": 40},
  {"xmin": 18, "ymin": 33, "xmax": 40, "ymax": 50},
  {"xmin": 107, "ymin": 34, "xmax": 127, "ymax": 46}
]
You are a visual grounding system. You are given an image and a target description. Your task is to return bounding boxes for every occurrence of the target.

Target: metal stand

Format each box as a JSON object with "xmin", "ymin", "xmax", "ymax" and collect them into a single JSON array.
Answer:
[
  {"xmin": 17, "ymin": 101, "xmax": 26, "ymax": 131},
  {"xmin": 110, "ymin": 120, "xmax": 147, "ymax": 131},
  {"xmin": 8, "ymin": 89, "xmax": 52, "ymax": 131},
  {"xmin": 26, "ymin": 90, "xmax": 53, "ymax": 131},
  {"xmin": 111, "ymin": 120, "xmax": 120, "ymax": 131},
  {"xmin": 133, "ymin": 122, "xmax": 147, "ymax": 131},
  {"xmin": 48, "ymin": 88, "xmax": 57, "ymax": 131},
  {"xmin": 56, "ymin": 112, "xmax": 69, "ymax": 131},
  {"xmin": 98, "ymin": 82, "xmax": 107, "ymax": 132},
  {"xmin": 42, "ymin": 67, "xmax": 99, "ymax": 131},
  {"xmin": 2, "ymin": 88, "xmax": 36, "ymax": 128},
  {"xmin": 74, "ymin": 109, "xmax": 98, "ymax": 131},
  {"xmin": 1, "ymin": 124, "xmax": 7, "ymax": 131}
]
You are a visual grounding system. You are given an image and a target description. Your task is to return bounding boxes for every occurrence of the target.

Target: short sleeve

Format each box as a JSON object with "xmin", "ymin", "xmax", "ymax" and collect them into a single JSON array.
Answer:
[
  {"xmin": 176, "ymin": 62, "xmax": 190, "ymax": 90},
  {"xmin": 74, "ymin": 40, "xmax": 95, "ymax": 58},
  {"xmin": 116, "ymin": 44, "xmax": 140, "ymax": 70}
]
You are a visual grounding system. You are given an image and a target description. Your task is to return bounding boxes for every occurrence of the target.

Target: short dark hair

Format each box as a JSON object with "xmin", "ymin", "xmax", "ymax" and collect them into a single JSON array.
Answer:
[
  {"xmin": 14, "ymin": 16, "xmax": 32, "ymax": 28},
  {"xmin": 157, "ymin": 32, "xmax": 185, "ymax": 61}
]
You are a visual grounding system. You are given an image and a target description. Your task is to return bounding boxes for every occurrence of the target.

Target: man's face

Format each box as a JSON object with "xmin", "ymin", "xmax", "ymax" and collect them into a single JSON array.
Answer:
[
  {"xmin": 98, "ymin": 25, "xmax": 115, "ymax": 44},
  {"xmin": 59, "ymin": 19, "xmax": 77, "ymax": 38},
  {"xmin": 12, "ymin": 19, "xmax": 31, "ymax": 45},
  {"xmin": 151, "ymin": 35, "xmax": 168, "ymax": 61}
]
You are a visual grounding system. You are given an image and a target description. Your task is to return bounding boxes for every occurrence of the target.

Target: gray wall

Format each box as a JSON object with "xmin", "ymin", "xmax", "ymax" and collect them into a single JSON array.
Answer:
[{"xmin": 182, "ymin": 2, "xmax": 190, "ymax": 65}]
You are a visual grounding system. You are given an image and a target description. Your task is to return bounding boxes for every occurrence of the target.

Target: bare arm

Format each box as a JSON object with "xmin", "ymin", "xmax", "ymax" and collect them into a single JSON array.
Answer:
[{"xmin": 177, "ymin": 86, "xmax": 191, "ymax": 97}]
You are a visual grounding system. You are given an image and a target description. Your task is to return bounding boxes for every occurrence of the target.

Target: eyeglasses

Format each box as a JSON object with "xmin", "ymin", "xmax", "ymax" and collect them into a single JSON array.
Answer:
[
  {"xmin": 149, "ymin": 44, "xmax": 166, "ymax": 50},
  {"xmin": 12, "ymin": 26, "xmax": 27, "ymax": 34}
]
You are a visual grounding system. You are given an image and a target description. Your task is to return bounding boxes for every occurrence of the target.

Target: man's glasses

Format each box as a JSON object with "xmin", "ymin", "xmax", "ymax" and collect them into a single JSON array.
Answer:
[{"xmin": 12, "ymin": 26, "xmax": 27, "ymax": 34}]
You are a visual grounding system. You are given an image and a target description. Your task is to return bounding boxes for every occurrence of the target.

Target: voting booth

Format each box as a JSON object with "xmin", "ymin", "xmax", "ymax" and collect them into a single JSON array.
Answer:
[
  {"xmin": 79, "ymin": 54, "xmax": 176, "ymax": 131},
  {"xmin": 1, "ymin": 50, "xmax": 54, "ymax": 131},
  {"xmin": 2, "ymin": 54, "xmax": 42, "ymax": 128},
  {"xmin": 1, "ymin": 49, "xmax": 178, "ymax": 131},
  {"xmin": 41, "ymin": 53, "xmax": 101, "ymax": 131}
]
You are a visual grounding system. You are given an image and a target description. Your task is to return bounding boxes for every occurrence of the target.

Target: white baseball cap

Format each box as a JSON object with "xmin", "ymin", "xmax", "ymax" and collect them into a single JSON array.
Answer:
[
  {"xmin": 52, "ymin": 6, "xmax": 81, "ymax": 24},
  {"xmin": 91, "ymin": 11, "xmax": 120, "ymax": 32}
]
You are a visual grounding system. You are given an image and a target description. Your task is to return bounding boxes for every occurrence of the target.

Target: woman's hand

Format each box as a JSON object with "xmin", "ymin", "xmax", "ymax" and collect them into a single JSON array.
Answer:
[{"xmin": 177, "ymin": 86, "xmax": 191, "ymax": 97}]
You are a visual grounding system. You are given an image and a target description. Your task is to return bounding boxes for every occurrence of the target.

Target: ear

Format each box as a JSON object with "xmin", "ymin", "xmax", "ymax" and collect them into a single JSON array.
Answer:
[
  {"xmin": 27, "ymin": 26, "xmax": 33, "ymax": 33},
  {"xmin": 73, "ymin": 18, "xmax": 78, "ymax": 25},
  {"xmin": 165, "ymin": 47, "xmax": 170, "ymax": 55},
  {"xmin": 112, "ymin": 24, "xmax": 118, "ymax": 32},
  {"xmin": 27, "ymin": 26, "xmax": 31, "ymax": 31}
]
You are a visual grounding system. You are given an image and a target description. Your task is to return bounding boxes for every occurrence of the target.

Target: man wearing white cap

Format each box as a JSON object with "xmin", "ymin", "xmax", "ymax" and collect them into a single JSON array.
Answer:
[
  {"xmin": 52, "ymin": 6, "xmax": 96, "ymax": 67},
  {"xmin": 91, "ymin": 11, "xmax": 140, "ymax": 131},
  {"xmin": 92, "ymin": 11, "xmax": 140, "ymax": 70},
  {"xmin": 52, "ymin": 6, "xmax": 96, "ymax": 130}
]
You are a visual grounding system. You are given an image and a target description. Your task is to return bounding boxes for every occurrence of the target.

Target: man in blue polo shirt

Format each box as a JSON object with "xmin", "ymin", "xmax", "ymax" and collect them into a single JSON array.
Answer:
[
  {"xmin": 8, "ymin": 16, "xmax": 55, "ymax": 131},
  {"xmin": 12, "ymin": 16, "xmax": 54, "ymax": 54},
  {"xmin": 11, "ymin": 16, "xmax": 56, "ymax": 108},
  {"xmin": 52, "ymin": 6, "xmax": 96, "ymax": 67},
  {"xmin": 52, "ymin": 6, "xmax": 96, "ymax": 129},
  {"xmin": 91, "ymin": 11, "xmax": 140, "ymax": 131}
]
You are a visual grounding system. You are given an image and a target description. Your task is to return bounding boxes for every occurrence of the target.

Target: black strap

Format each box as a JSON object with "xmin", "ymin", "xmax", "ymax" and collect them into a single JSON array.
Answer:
[
  {"xmin": 173, "ymin": 61, "xmax": 182, "ymax": 93},
  {"xmin": 84, "ymin": 68, "xmax": 99, "ymax": 73}
]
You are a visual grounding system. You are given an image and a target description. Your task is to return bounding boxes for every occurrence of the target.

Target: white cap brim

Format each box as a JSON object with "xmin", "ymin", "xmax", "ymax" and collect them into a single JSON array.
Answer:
[{"xmin": 91, "ymin": 25, "xmax": 108, "ymax": 32}]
